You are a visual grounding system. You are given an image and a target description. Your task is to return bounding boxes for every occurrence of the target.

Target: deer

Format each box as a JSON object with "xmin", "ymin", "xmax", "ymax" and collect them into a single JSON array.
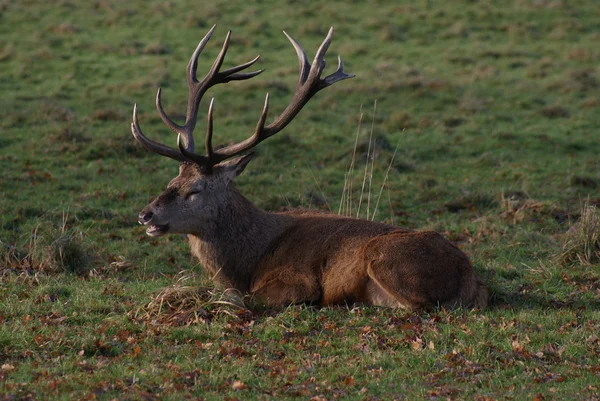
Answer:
[{"xmin": 130, "ymin": 25, "xmax": 488, "ymax": 310}]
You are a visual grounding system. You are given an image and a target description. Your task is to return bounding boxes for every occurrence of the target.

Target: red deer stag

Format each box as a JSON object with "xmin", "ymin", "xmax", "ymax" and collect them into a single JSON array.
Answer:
[{"xmin": 131, "ymin": 26, "xmax": 487, "ymax": 310}]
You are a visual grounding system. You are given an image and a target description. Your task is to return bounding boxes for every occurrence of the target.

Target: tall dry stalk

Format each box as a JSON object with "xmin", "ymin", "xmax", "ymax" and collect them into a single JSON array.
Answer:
[
  {"xmin": 358, "ymin": 100, "xmax": 377, "ymax": 220},
  {"xmin": 371, "ymin": 144, "xmax": 399, "ymax": 222},
  {"xmin": 339, "ymin": 101, "xmax": 397, "ymax": 222},
  {"xmin": 339, "ymin": 105, "xmax": 363, "ymax": 216}
]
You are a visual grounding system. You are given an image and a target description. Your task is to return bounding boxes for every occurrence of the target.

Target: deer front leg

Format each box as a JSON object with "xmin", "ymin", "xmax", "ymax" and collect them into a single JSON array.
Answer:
[{"xmin": 250, "ymin": 265, "xmax": 321, "ymax": 307}]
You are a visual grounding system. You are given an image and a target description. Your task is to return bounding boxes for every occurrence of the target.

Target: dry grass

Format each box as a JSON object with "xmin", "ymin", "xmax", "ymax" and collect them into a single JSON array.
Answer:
[
  {"xmin": 339, "ymin": 102, "xmax": 398, "ymax": 222},
  {"xmin": 557, "ymin": 202, "xmax": 600, "ymax": 266},
  {"xmin": 40, "ymin": 230, "xmax": 91, "ymax": 274},
  {"xmin": 0, "ymin": 216, "xmax": 93, "ymax": 275},
  {"xmin": 131, "ymin": 275, "xmax": 250, "ymax": 326},
  {"xmin": 499, "ymin": 193, "xmax": 560, "ymax": 224}
]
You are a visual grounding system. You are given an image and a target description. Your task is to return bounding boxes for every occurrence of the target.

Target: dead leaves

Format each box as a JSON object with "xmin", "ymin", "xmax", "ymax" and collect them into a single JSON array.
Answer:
[
  {"xmin": 411, "ymin": 336, "xmax": 425, "ymax": 351},
  {"xmin": 511, "ymin": 335, "xmax": 529, "ymax": 354},
  {"xmin": 533, "ymin": 372, "xmax": 567, "ymax": 384},
  {"xmin": 3, "ymin": 281, "xmax": 598, "ymax": 401},
  {"xmin": 107, "ymin": 256, "xmax": 134, "ymax": 272},
  {"xmin": 409, "ymin": 337, "xmax": 435, "ymax": 351},
  {"xmin": 39, "ymin": 311, "xmax": 68, "ymax": 326},
  {"xmin": 231, "ymin": 380, "xmax": 248, "ymax": 390},
  {"xmin": 427, "ymin": 385, "xmax": 460, "ymax": 398},
  {"xmin": 1, "ymin": 364, "xmax": 15, "ymax": 372},
  {"xmin": 2, "ymin": 304, "xmax": 597, "ymax": 401},
  {"xmin": 218, "ymin": 342, "xmax": 252, "ymax": 361}
]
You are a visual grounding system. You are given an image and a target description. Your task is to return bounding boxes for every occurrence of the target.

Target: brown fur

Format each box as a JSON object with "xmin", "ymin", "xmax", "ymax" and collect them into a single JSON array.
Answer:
[
  {"xmin": 139, "ymin": 163, "xmax": 487, "ymax": 310},
  {"xmin": 250, "ymin": 211, "xmax": 486, "ymax": 309}
]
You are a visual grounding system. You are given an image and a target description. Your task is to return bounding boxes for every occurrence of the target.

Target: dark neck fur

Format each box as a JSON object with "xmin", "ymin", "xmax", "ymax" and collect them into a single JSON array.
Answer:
[{"xmin": 187, "ymin": 189, "xmax": 292, "ymax": 292}]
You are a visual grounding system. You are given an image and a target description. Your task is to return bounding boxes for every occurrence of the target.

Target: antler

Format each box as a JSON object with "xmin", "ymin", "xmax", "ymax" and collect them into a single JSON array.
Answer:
[
  {"xmin": 131, "ymin": 25, "xmax": 263, "ymax": 163},
  {"xmin": 131, "ymin": 26, "xmax": 354, "ymax": 172}
]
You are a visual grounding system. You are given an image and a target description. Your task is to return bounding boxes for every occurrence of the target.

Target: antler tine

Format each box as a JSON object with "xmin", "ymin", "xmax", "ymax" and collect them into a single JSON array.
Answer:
[
  {"xmin": 283, "ymin": 31, "xmax": 311, "ymax": 87},
  {"xmin": 324, "ymin": 55, "xmax": 355, "ymax": 86},
  {"xmin": 310, "ymin": 26, "xmax": 334, "ymax": 77},
  {"xmin": 177, "ymin": 133, "xmax": 210, "ymax": 167},
  {"xmin": 205, "ymin": 98, "xmax": 215, "ymax": 159},
  {"xmin": 210, "ymin": 28, "xmax": 353, "ymax": 163},
  {"xmin": 255, "ymin": 92, "xmax": 270, "ymax": 135},
  {"xmin": 208, "ymin": 93, "xmax": 271, "ymax": 162},
  {"xmin": 220, "ymin": 55, "xmax": 264, "ymax": 83},
  {"xmin": 131, "ymin": 104, "xmax": 187, "ymax": 162},
  {"xmin": 156, "ymin": 87, "xmax": 184, "ymax": 135},
  {"xmin": 223, "ymin": 69, "xmax": 265, "ymax": 82},
  {"xmin": 207, "ymin": 31, "xmax": 231, "ymax": 78},
  {"xmin": 187, "ymin": 25, "xmax": 217, "ymax": 84}
]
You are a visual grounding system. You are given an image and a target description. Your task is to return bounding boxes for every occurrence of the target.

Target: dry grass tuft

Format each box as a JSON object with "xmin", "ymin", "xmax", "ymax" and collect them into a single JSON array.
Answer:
[
  {"xmin": 131, "ymin": 275, "xmax": 250, "ymax": 326},
  {"xmin": 41, "ymin": 231, "xmax": 91, "ymax": 274},
  {"xmin": 557, "ymin": 202, "xmax": 600, "ymax": 266},
  {"xmin": 500, "ymin": 194, "xmax": 562, "ymax": 224},
  {"xmin": 1, "ymin": 217, "xmax": 93, "ymax": 275}
]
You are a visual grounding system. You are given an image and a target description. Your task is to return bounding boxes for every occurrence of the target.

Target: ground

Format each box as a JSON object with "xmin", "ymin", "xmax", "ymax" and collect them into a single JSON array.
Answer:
[{"xmin": 0, "ymin": 1, "xmax": 599, "ymax": 400}]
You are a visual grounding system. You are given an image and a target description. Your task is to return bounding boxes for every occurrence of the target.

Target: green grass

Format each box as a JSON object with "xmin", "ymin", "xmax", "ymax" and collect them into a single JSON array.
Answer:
[{"xmin": 1, "ymin": 0, "xmax": 599, "ymax": 399}]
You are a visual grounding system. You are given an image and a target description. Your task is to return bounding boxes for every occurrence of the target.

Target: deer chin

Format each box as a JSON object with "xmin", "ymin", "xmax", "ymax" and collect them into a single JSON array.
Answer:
[{"xmin": 146, "ymin": 223, "xmax": 169, "ymax": 237}]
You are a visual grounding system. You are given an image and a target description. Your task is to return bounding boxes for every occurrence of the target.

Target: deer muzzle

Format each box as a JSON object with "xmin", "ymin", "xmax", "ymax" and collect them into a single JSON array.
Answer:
[{"xmin": 138, "ymin": 210, "xmax": 170, "ymax": 237}]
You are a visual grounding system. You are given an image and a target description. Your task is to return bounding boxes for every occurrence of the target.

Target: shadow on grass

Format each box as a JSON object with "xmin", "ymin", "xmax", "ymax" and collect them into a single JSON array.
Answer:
[{"xmin": 486, "ymin": 285, "xmax": 597, "ymax": 312}]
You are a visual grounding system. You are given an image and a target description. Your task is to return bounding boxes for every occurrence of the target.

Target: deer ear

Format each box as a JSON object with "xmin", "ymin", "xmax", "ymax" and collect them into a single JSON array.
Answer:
[{"xmin": 215, "ymin": 153, "xmax": 254, "ymax": 180}]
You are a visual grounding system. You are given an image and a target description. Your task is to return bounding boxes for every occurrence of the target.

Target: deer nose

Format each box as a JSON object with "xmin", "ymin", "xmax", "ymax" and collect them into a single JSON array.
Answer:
[{"xmin": 138, "ymin": 211, "xmax": 153, "ymax": 225}]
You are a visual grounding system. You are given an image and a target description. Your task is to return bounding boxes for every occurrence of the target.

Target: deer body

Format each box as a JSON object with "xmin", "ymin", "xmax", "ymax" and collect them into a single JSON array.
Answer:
[
  {"xmin": 131, "ymin": 26, "xmax": 487, "ymax": 310},
  {"xmin": 252, "ymin": 211, "xmax": 485, "ymax": 309}
]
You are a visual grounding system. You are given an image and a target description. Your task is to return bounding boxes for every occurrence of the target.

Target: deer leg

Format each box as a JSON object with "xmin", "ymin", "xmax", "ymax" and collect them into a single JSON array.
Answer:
[
  {"xmin": 363, "ymin": 230, "xmax": 478, "ymax": 310},
  {"xmin": 365, "ymin": 261, "xmax": 427, "ymax": 310},
  {"xmin": 250, "ymin": 265, "xmax": 321, "ymax": 307},
  {"xmin": 363, "ymin": 231, "xmax": 441, "ymax": 310}
]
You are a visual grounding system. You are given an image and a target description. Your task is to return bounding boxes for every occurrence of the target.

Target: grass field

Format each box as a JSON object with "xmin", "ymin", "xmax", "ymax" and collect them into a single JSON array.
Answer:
[{"xmin": 1, "ymin": 0, "xmax": 600, "ymax": 399}]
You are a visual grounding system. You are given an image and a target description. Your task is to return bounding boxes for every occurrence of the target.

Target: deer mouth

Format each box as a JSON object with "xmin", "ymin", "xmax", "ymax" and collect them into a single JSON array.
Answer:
[{"xmin": 146, "ymin": 223, "xmax": 169, "ymax": 237}]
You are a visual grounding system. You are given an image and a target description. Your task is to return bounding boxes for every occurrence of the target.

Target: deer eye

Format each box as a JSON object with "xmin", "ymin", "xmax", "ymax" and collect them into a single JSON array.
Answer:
[{"xmin": 185, "ymin": 191, "xmax": 201, "ymax": 200}]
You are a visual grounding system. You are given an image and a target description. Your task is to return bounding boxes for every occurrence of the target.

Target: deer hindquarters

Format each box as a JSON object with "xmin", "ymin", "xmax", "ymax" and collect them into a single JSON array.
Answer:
[{"xmin": 363, "ymin": 230, "xmax": 483, "ymax": 310}]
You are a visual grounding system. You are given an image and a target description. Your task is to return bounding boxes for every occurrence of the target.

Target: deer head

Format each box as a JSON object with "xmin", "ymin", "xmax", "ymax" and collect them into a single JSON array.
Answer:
[{"xmin": 132, "ymin": 25, "xmax": 353, "ymax": 237}]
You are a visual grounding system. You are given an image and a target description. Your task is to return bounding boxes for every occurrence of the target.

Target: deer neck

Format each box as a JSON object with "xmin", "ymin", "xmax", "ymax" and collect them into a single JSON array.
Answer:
[{"xmin": 187, "ymin": 189, "xmax": 292, "ymax": 292}]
